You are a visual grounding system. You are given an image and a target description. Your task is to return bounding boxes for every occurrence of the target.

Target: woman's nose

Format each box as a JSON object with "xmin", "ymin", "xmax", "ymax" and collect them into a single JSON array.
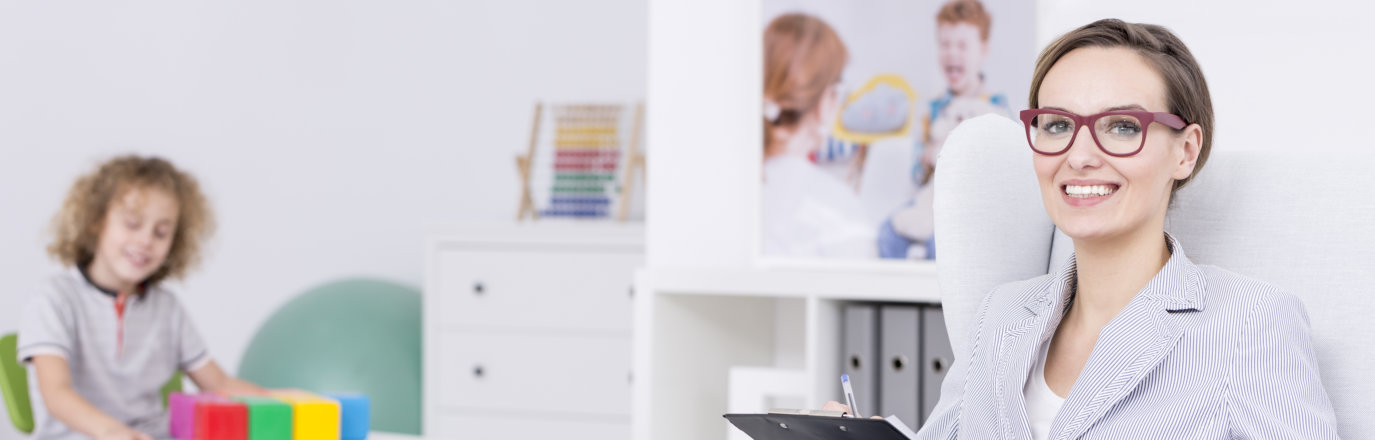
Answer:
[{"xmin": 1064, "ymin": 125, "xmax": 1102, "ymax": 170}]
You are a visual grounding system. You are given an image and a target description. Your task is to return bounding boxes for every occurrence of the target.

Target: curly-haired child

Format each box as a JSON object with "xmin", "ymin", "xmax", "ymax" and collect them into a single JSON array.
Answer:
[{"xmin": 18, "ymin": 155, "xmax": 264, "ymax": 440}]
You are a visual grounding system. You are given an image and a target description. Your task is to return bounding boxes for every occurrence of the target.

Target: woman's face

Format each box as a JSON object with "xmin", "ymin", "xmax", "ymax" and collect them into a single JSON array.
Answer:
[{"xmin": 1032, "ymin": 46, "xmax": 1200, "ymax": 242}]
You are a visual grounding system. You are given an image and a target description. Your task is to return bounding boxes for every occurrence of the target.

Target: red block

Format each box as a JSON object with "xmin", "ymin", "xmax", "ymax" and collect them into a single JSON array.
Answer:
[{"xmin": 193, "ymin": 399, "xmax": 248, "ymax": 440}]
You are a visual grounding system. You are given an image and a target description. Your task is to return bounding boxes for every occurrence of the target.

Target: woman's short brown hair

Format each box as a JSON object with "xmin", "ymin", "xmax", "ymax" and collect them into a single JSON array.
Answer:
[
  {"xmin": 48, "ymin": 155, "xmax": 214, "ymax": 286},
  {"xmin": 763, "ymin": 13, "xmax": 848, "ymax": 148},
  {"xmin": 1029, "ymin": 19, "xmax": 1214, "ymax": 195}
]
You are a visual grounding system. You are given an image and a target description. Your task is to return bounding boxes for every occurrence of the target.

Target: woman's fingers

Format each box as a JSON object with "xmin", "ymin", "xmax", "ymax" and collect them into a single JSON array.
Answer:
[{"xmin": 820, "ymin": 401, "xmax": 851, "ymax": 414}]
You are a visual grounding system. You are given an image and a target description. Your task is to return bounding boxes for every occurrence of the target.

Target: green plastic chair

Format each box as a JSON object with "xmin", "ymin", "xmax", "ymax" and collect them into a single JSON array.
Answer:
[
  {"xmin": 237, "ymin": 279, "xmax": 421, "ymax": 435},
  {"xmin": 1, "ymin": 333, "xmax": 183, "ymax": 434},
  {"xmin": 1, "ymin": 334, "xmax": 34, "ymax": 434}
]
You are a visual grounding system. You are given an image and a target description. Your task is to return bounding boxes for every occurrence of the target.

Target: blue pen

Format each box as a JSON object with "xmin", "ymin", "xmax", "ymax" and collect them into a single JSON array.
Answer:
[{"xmin": 841, "ymin": 374, "xmax": 861, "ymax": 418}]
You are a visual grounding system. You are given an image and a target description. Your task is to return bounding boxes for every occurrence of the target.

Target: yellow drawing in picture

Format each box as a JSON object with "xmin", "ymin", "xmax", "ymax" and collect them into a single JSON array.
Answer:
[{"xmin": 830, "ymin": 74, "xmax": 917, "ymax": 145}]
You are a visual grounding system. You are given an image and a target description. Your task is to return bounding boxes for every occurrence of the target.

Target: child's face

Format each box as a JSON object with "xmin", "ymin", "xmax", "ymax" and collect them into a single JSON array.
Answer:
[
  {"xmin": 92, "ymin": 187, "xmax": 180, "ymax": 289},
  {"xmin": 936, "ymin": 22, "xmax": 989, "ymax": 96}
]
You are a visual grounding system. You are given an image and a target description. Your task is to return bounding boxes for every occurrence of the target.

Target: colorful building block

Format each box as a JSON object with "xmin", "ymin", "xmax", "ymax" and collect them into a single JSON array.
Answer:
[
  {"xmin": 269, "ymin": 391, "xmax": 340, "ymax": 440},
  {"xmin": 193, "ymin": 397, "xmax": 248, "ymax": 440},
  {"xmin": 231, "ymin": 397, "xmax": 293, "ymax": 440},
  {"xmin": 323, "ymin": 393, "xmax": 370, "ymax": 440},
  {"xmin": 169, "ymin": 392, "xmax": 199, "ymax": 440}
]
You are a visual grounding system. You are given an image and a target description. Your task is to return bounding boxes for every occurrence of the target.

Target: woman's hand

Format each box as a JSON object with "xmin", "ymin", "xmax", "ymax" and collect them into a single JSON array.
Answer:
[
  {"xmin": 821, "ymin": 401, "xmax": 851, "ymax": 414},
  {"xmin": 820, "ymin": 401, "xmax": 884, "ymax": 419}
]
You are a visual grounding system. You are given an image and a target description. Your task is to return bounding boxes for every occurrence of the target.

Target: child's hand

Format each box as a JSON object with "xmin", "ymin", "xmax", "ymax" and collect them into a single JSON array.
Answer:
[{"xmin": 96, "ymin": 425, "xmax": 153, "ymax": 440}]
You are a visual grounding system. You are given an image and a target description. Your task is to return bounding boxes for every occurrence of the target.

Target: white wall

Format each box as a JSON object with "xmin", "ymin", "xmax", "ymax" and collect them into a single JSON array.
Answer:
[
  {"xmin": 1034, "ymin": 0, "xmax": 1375, "ymax": 155},
  {"xmin": 646, "ymin": 0, "xmax": 1375, "ymax": 270},
  {"xmin": 0, "ymin": 1, "xmax": 644, "ymax": 438}
]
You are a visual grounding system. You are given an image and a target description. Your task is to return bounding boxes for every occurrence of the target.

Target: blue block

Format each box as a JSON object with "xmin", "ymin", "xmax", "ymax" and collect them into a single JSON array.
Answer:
[{"xmin": 324, "ymin": 393, "xmax": 370, "ymax": 440}]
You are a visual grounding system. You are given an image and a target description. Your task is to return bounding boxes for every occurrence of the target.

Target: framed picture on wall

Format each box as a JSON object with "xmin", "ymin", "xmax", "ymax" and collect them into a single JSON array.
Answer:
[{"xmin": 757, "ymin": 0, "xmax": 1035, "ymax": 267}]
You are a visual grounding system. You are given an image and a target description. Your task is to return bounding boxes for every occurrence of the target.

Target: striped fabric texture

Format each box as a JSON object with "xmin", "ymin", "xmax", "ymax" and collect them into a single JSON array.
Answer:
[{"xmin": 915, "ymin": 233, "xmax": 1339, "ymax": 439}]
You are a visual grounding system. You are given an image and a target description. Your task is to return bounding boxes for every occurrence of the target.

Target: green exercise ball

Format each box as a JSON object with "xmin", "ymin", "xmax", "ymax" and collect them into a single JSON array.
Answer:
[{"xmin": 238, "ymin": 279, "xmax": 421, "ymax": 434}]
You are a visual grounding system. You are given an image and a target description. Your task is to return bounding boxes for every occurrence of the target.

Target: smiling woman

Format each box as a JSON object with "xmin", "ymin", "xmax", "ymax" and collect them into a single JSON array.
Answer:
[
  {"xmin": 824, "ymin": 19, "xmax": 1339, "ymax": 439},
  {"xmin": 955, "ymin": 19, "xmax": 1334, "ymax": 439}
]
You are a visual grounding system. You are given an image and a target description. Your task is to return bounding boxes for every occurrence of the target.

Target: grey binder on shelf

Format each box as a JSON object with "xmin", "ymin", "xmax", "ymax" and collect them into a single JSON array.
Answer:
[
  {"xmin": 842, "ymin": 304, "xmax": 879, "ymax": 418},
  {"xmin": 879, "ymin": 304, "xmax": 921, "ymax": 427},
  {"xmin": 920, "ymin": 305, "xmax": 953, "ymax": 424}
]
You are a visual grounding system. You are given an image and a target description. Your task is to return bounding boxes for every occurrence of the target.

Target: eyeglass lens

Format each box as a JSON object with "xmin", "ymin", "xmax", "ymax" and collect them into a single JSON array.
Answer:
[{"xmin": 1030, "ymin": 113, "xmax": 1145, "ymax": 155}]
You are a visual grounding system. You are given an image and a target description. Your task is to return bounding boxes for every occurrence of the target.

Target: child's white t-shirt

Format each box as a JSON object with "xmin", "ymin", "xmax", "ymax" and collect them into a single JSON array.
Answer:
[{"xmin": 17, "ymin": 267, "xmax": 211, "ymax": 440}]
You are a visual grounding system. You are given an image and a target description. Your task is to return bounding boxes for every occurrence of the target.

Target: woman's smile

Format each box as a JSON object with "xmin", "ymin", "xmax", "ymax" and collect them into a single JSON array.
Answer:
[{"xmin": 1060, "ymin": 179, "xmax": 1122, "ymax": 207}]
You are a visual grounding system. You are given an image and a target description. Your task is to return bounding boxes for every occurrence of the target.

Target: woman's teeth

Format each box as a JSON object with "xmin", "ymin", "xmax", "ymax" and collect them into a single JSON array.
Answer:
[{"xmin": 1065, "ymin": 184, "xmax": 1116, "ymax": 198}]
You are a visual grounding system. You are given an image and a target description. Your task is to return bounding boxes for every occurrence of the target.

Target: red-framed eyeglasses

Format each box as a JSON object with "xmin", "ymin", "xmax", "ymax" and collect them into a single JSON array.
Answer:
[{"xmin": 1018, "ymin": 108, "xmax": 1187, "ymax": 157}]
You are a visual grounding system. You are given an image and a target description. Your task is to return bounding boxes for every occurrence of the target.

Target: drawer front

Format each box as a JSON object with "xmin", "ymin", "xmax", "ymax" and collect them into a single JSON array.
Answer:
[
  {"xmin": 427, "ymin": 412, "xmax": 629, "ymax": 440},
  {"xmin": 436, "ymin": 331, "xmax": 631, "ymax": 416},
  {"xmin": 435, "ymin": 247, "xmax": 641, "ymax": 331}
]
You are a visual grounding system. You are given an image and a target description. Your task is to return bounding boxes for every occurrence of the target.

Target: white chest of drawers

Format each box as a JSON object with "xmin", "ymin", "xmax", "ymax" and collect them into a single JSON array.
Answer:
[{"xmin": 423, "ymin": 225, "xmax": 643, "ymax": 439}]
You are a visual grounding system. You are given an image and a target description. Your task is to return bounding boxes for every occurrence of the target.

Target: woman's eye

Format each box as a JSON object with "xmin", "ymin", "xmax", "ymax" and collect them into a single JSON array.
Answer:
[
  {"xmin": 1108, "ymin": 120, "xmax": 1142, "ymax": 136},
  {"xmin": 1042, "ymin": 120, "xmax": 1072, "ymax": 135}
]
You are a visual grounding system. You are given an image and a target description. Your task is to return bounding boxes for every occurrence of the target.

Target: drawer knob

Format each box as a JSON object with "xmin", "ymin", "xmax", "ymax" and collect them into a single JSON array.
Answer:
[
  {"xmin": 473, "ymin": 365, "xmax": 485, "ymax": 378},
  {"xmin": 931, "ymin": 357, "xmax": 948, "ymax": 374},
  {"xmin": 473, "ymin": 282, "xmax": 485, "ymax": 295},
  {"xmin": 892, "ymin": 355, "xmax": 908, "ymax": 371}
]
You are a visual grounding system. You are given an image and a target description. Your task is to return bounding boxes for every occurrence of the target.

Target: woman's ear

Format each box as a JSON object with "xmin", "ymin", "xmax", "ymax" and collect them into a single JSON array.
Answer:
[{"xmin": 1172, "ymin": 124, "xmax": 1203, "ymax": 181}]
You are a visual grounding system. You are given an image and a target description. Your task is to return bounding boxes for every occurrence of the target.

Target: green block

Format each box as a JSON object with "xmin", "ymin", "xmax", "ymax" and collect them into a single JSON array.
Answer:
[
  {"xmin": 554, "ymin": 173, "xmax": 616, "ymax": 182},
  {"xmin": 233, "ymin": 396, "xmax": 293, "ymax": 440}
]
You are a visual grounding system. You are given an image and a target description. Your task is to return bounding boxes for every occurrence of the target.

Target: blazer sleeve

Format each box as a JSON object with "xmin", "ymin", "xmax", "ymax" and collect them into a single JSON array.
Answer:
[
  {"xmin": 1225, "ymin": 290, "xmax": 1340, "ymax": 439},
  {"xmin": 914, "ymin": 285, "xmax": 999, "ymax": 440}
]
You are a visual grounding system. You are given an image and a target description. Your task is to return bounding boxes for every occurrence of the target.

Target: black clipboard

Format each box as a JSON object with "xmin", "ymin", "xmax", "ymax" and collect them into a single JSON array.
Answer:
[{"xmin": 723, "ymin": 413, "xmax": 914, "ymax": 440}]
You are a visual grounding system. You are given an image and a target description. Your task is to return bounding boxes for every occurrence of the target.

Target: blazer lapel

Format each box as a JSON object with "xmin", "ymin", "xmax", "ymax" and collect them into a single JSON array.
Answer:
[
  {"xmin": 991, "ymin": 266, "xmax": 1075, "ymax": 439},
  {"xmin": 1051, "ymin": 233, "xmax": 1203, "ymax": 440},
  {"xmin": 992, "ymin": 313, "xmax": 1044, "ymax": 439},
  {"xmin": 1050, "ymin": 298, "xmax": 1184, "ymax": 440}
]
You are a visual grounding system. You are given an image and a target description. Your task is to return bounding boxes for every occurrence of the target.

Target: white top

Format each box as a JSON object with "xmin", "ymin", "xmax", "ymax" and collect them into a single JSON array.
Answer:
[
  {"xmin": 760, "ymin": 155, "xmax": 876, "ymax": 258},
  {"xmin": 1024, "ymin": 337, "xmax": 1066, "ymax": 440},
  {"xmin": 18, "ymin": 267, "xmax": 212, "ymax": 440}
]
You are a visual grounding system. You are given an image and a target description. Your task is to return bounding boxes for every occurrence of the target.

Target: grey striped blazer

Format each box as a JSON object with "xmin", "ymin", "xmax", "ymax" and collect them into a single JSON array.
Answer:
[{"xmin": 916, "ymin": 234, "xmax": 1339, "ymax": 439}]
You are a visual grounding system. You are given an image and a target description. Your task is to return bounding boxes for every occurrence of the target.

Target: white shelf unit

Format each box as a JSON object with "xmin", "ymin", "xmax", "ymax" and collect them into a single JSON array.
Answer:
[
  {"xmin": 632, "ymin": 265, "xmax": 940, "ymax": 440},
  {"xmin": 424, "ymin": 224, "xmax": 644, "ymax": 440}
]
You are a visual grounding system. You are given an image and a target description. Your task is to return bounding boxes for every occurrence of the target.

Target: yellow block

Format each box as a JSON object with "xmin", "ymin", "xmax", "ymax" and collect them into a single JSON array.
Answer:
[{"xmin": 270, "ymin": 391, "xmax": 340, "ymax": 440}]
